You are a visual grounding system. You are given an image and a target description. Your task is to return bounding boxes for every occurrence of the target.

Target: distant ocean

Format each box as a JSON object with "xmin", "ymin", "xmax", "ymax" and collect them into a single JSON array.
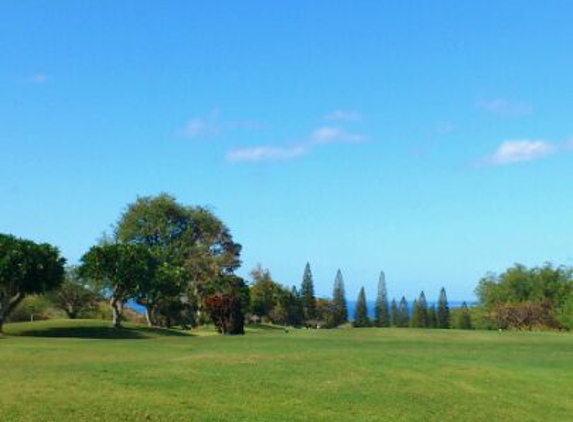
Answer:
[{"xmin": 346, "ymin": 300, "xmax": 474, "ymax": 320}]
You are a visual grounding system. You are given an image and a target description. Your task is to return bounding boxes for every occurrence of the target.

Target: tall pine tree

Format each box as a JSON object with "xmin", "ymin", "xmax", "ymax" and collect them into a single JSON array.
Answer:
[
  {"xmin": 353, "ymin": 287, "xmax": 370, "ymax": 327},
  {"xmin": 410, "ymin": 291, "xmax": 429, "ymax": 328},
  {"xmin": 291, "ymin": 286, "xmax": 304, "ymax": 325},
  {"xmin": 436, "ymin": 287, "xmax": 450, "ymax": 329},
  {"xmin": 300, "ymin": 263, "xmax": 317, "ymax": 323},
  {"xmin": 398, "ymin": 296, "xmax": 409, "ymax": 327},
  {"xmin": 374, "ymin": 271, "xmax": 390, "ymax": 327},
  {"xmin": 390, "ymin": 298, "xmax": 399, "ymax": 327},
  {"xmin": 331, "ymin": 269, "xmax": 348, "ymax": 326},
  {"xmin": 427, "ymin": 305, "xmax": 438, "ymax": 328}
]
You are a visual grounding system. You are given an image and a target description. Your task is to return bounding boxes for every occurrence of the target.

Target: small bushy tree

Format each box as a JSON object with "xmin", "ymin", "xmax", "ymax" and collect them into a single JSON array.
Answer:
[
  {"xmin": 249, "ymin": 265, "xmax": 276, "ymax": 319},
  {"xmin": 49, "ymin": 266, "xmax": 99, "ymax": 319},
  {"xmin": 456, "ymin": 302, "xmax": 473, "ymax": 329}
]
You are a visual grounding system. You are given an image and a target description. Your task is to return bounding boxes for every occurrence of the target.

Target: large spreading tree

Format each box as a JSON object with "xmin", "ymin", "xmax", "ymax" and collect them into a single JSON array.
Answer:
[
  {"xmin": 0, "ymin": 234, "xmax": 65, "ymax": 333},
  {"xmin": 114, "ymin": 194, "xmax": 243, "ymax": 330}
]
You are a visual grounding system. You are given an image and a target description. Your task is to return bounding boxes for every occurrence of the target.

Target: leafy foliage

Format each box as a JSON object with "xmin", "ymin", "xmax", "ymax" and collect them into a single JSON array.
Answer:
[
  {"xmin": 455, "ymin": 302, "xmax": 473, "ymax": 329},
  {"xmin": 79, "ymin": 243, "xmax": 158, "ymax": 328},
  {"xmin": 0, "ymin": 233, "xmax": 65, "ymax": 332},
  {"xmin": 48, "ymin": 267, "xmax": 99, "ymax": 319},
  {"xmin": 203, "ymin": 275, "xmax": 248, "ymax": 335},
  {"xmin": 476, "ymin": 263, "xmax": 573, "ymax": 329}
]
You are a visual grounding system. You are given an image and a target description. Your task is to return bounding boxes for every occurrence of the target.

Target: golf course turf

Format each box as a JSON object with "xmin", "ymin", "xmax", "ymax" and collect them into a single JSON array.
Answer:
[{"xmin": 1, "ymin": 319, "xmax": 572, "ymax": 421}]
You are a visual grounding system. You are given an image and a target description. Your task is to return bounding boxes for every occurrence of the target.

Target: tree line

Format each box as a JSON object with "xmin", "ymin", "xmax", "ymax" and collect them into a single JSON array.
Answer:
[
  {"xmin": 248, "ymin": 264, "xmax": 473, "ymax": 330},
  {"xmin": 2, "ymin": 194, "xmax": 572, "ymax": 334},
  {"xmin": 474, "ymin": 263, "xmax": 573, "ymax": 330}
]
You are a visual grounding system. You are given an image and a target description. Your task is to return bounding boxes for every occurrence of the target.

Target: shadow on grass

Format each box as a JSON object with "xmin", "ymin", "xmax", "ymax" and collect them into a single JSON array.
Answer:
[
  {"xmin": 247, "ymin": 324, "xmax": 291, "ymax": 332},
  {"xmin": 11, "ymin": 325, "xmax": 190, "ymax": 340}
]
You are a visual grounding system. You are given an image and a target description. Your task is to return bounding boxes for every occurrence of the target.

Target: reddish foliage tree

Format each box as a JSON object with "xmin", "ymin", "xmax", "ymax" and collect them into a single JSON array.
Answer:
[{"xmin": 204, "ymin": 293, "xmax": 244, "ymax": 335}]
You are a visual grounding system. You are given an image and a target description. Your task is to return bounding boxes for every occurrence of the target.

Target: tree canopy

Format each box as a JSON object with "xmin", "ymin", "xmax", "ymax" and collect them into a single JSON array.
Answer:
[
  {"xmin": 79, "ymin": 243, "xmax": 158, "ymax": 328},
  {"xmin": 0, "ymin": 233, "xmax": 65, "ymax": 332}
]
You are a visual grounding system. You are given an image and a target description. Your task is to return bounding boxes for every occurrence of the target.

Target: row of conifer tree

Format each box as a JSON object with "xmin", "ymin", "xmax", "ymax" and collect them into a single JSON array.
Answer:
[{"xmin": 297, "ymin": 263, "xmax": 472, "ymax": 329}]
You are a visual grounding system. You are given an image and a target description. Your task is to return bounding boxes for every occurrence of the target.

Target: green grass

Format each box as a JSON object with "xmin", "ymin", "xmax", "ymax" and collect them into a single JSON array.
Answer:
[{"xmin": 1, "ymin": 320, "xmax": 573, "ymax": 422}]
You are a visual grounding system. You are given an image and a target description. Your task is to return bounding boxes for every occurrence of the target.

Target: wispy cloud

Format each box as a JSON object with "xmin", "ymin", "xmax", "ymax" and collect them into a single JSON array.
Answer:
[
  {"xmin": 480, "ymin": 140, "xmax": 557, "ymax": 166},
  {"xmin": 476, "ymin": 98, "xmax": 533, "ymax": 116},
  {"xmin": 226, "ymin": 125, "xmax": 366, "ymax": 163},
  {"xmin": 309, "ymin": 126, "xmax": 364, "ymax": 145},
  {"xmin": 325, "ymin": 110, "xmax": 362, "ymax": 122},
  {"xmin": 178, "ymin": 110, "xmax": 221, "ymax": 139},
  {"xmin": 178, "ymin": 110, "xmax": 262, "ymax": 139},
  {"xmin": 27, "ymin": 72, "xmax": 48, "ymax": 84},
  {"xmin": 226, "ymin": 145, "xmax": 308, "ymax": 163}
]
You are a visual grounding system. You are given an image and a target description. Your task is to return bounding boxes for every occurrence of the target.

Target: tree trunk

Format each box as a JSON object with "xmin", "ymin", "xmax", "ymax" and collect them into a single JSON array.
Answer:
[
  {"xmin": 144, "ymin": 306, "xmax": 154, "ymax": 327},
  {"xmin": 0, "ymin": 299, "xmax": 7, "ymax": 334},
  {"xmin": 0, "ymin": 293, "xmax": 23, "ymax": 334},
  {"xmin": 111, "ymin": 297, "xmax": 122, "ymax": 328}
]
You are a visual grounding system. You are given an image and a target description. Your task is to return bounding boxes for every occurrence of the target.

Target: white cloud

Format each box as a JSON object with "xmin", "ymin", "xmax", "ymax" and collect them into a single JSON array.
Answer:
[
  {"xmin": 325, "ymin": 110, "xmax": 362, "ymax": 122},
  {"xmin": 483, "ymin": 140, "xmax": 556, "ymax": 166},
  {"xmin": 309, "ymin": 126, "xmax": 364, "ymax": 145},
  {"xmin": 178, "ymin": 111, "xmax": 263, "ymax": 139},
  {"xmin": 27, "ymin": 73, "xmax": 47, "ymax": 84},
  {"xmin": 226, "ymin": 145, "xmax": 308, "ymax": 163},
  {"xmin": 226, "ymin": 126, "xmax": 366, "ymax": 164},
  {"xmin": 179, "ymin": 110, "xmax": 221, "ymax": 139},
  {"xmin": 476, "ymin": 98, "xmax": 533, "ymax": 116}
]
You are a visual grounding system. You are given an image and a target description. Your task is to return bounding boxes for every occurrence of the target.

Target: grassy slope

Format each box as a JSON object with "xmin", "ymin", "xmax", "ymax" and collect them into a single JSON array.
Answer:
[{"xmin": 1, "ymin": 320, "xmax": 572, "ymax": 422}]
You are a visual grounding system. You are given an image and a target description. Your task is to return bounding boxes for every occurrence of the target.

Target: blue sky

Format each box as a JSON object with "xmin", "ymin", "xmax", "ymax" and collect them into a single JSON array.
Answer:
[{"xmin": 1, "ymin": 1, "xmax": 573, "ymax": 301}]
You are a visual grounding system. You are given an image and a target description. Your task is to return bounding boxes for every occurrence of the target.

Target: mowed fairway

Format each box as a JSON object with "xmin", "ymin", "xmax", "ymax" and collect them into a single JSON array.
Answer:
[{"xmin": 1, "ymin": 320, "xmax": 573, "ymax": 422}]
